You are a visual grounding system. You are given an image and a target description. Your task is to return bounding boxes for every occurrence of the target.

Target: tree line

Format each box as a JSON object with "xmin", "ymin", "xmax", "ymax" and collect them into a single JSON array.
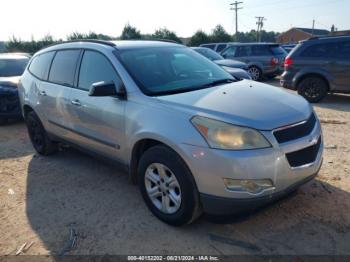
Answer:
[{"xmin": 4, "ymin": 23, "xmax": 280, "ymax": 53}]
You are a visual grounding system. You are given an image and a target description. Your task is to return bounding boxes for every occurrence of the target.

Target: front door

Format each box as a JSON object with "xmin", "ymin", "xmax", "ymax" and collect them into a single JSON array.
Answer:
[{"xmin": 66, "ymin": 50, "xmax": 126, "ymax": 161}]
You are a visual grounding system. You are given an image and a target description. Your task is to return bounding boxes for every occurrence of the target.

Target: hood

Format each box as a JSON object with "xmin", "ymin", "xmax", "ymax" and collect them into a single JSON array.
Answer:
[
  {"xmin": 156, "ymin": 80, "xmax": 312, "ymax": 130},
  {"xmin": 0, "ymin": 76, "xmax": 21, "ymax": 88},
  {"xmin": 214, "ymin": 59, "xmax": 247, "ymax": 69},
  {"xmin": 222, "ymin": 67, "xmax": 252, "ymax": 80}
]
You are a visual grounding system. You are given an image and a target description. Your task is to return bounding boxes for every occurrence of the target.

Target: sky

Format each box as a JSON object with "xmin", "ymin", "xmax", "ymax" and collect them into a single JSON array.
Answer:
[{"xmin": 1, "ymin": 0, "xmax": 349, "ymax": 41}]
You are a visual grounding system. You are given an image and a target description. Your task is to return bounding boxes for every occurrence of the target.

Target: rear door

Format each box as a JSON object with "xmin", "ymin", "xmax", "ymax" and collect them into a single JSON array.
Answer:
[
  {"xmin": 40, "ymin": 49, "xmax": 81, "ymax": 138},
  {"xmin": 66, "ymin": 50, "xmax": 126, "ymax": 161},
  {"xmin": 297, "ymin": 42, "xmax": 337, "ymax": 84},
  {"xmin": 333, "ymin": 40, "xmax": 350, "ymax": 91},
  {"xmin": 250, "ymin": 45, "xmax": 275, "ymax": 72}
]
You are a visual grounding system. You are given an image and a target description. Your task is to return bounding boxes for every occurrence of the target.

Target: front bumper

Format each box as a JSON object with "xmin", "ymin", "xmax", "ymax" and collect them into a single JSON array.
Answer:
[
  {"xmin": 200, "ymin": 171, "xmax": 319, "ymax": 215},
  {"xmin": 179, "ymin": 115, "xmax": 323, "ymax": 212},
  {"xmin": 0, "ymin": 88, "xmax": 22, "ymax": 119}
]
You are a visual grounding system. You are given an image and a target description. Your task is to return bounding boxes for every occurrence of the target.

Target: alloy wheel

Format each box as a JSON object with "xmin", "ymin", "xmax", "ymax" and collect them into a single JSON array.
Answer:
[
  {"xmin": 248, "ymin": 67, "xmax": 261, "ymax": 81},
  {"xmin": 144, "ymin": 163, "xmax": 182, "ymax": 214}
]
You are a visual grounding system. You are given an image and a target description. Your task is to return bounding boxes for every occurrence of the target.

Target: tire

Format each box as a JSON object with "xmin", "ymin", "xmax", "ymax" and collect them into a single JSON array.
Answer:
[
  {"xmin": 25, "ymin": 111, "xmax": 58, "ymax": 155},
  {"xmin": 248, "ymin": 66, "xmax": 262, "ymax": 81},
  {"xmin": 138, "ymin": 145, "xmax": 202, "ymax": 226},
  {"xmin": 297, "ymin": 76, "xmax": 328, "ymax": 103}
]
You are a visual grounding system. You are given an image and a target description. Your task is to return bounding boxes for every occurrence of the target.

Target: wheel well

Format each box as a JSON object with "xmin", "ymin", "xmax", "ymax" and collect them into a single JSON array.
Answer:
[
  {"xmin": 129, "ymin": 139, "xmax": 165, "ymax": 184},
  {"xmin": 23, "ymin": 105, "xmax": 34, "ymax": 119},
  {"xmin": 297, "ymin": 74, "xmax": 330, "ymax": 91}
]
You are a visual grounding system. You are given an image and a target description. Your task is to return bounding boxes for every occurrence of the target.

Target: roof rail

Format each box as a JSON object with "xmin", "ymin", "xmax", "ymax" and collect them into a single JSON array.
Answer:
[
  {"xmin": 307, "ymin": 35, "xmax": 350, "ymax": 41},
  {"xmin": 47, "ymin": 39, "xmax": 116, "ymax": 48}
]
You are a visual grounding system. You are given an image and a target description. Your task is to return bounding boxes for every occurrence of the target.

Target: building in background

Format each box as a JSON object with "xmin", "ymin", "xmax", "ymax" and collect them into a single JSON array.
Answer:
[
  {"xmin": 277, "ymin": 27, "xmax": 329, "ymax": 44},
  {"xmin": 331, "ymin": 30, "xmax": 350, "ymax": 36}
]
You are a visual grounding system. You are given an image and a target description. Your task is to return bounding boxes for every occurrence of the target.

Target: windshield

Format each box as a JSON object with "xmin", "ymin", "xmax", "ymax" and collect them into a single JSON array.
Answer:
[
  {"xmin": 195, "ymin": 48, "xmax": 224, "ymax": 61},
  {"xmin": 0, "ymin": 58, "xmax": 29, "ymax": 77},
  {"xmin": 117, "ymin": 47, "xmax": 234, "ymax": 96}
]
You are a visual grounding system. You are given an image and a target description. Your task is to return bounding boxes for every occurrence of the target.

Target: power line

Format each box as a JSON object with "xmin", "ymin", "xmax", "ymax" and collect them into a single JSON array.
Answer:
[{"xmin": 230, "ymin": 1, "xmax": 243, "ymax": 36}]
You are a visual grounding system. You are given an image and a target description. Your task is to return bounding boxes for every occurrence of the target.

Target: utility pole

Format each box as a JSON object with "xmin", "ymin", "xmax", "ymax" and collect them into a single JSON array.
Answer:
[
  {"xmin": 230, "ymin": 1, "xmax": 243, "ymax": 37},
  {"xmin": 312, "ymin": 19, "xmax": 315, "ymax": 36},
  {"xmin": 255, "ymin": 16, "xmax": 266, "ymax": 42}
]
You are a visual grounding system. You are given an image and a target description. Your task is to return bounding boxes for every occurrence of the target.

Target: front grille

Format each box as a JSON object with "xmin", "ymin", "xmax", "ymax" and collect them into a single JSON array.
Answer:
[
  {"xmin": 286, "ymin": 137, "xmax": 321, "ymax": 168},
  {"xmin": 274, "ymin": 113, "xmax": 316, "ymax": 144}
]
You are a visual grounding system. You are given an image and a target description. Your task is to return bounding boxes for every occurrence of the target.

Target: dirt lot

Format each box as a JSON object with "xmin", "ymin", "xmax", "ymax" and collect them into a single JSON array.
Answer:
[{"xmin": 1, "ymin": 80, "xmax": 350, "ymax": 256}]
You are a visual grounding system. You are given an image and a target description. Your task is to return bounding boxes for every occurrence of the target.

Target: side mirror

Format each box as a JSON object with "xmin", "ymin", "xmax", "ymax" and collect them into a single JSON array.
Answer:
[{"xmin": 89, "ymin": 81, "xmax": 127, "ymax": 99}]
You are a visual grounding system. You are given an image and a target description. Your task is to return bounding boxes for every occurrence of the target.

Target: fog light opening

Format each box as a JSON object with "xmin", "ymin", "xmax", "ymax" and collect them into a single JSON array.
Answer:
[{"xmin": 223, "ymin": 178, "xmax": 274, "ymax": 194}]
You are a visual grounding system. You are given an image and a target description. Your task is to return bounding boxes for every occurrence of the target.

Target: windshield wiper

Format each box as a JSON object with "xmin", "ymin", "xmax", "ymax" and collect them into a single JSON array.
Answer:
[{"xmin": 202, "ymin": 78, "xmax": 236, "ymax": 87}]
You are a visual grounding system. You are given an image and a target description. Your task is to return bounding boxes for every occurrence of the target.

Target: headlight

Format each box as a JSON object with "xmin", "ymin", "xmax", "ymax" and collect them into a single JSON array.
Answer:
[{"xmin": 191, "ymin": 116, "xmax": 271, "ymax": 150}]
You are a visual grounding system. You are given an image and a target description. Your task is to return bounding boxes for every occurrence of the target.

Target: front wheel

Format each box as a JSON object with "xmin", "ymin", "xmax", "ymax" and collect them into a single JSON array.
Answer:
[
  {"xmin": 297, "ymin": 76, "xmax": 328, "ymax": 103},
  {"xmin": 248, "ymin": 66, "xmax": 262, "ymax": 81},
  {"xmin": 138, "ymin": 145, "xmax": 202, "ymax": 226}
]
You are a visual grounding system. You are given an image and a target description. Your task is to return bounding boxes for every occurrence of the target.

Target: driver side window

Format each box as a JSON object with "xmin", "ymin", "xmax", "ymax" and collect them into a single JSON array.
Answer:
[
  {"xmin": 221, "ymin": 46, "xmax": 237, "ymax": 58},
  {"xmin": 78, "ymin": 50, "xmax": 122, "ymax": 91}
]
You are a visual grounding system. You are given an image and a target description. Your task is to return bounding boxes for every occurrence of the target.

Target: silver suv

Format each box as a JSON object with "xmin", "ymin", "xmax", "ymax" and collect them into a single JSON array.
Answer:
[{"xmin": 19, "ymin": 40, "xmax": 323, "ymax": 226}]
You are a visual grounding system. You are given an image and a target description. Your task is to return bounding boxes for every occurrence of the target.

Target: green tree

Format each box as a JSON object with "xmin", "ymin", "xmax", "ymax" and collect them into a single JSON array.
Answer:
[
  {"xmin": 151, "ymin": 28, "xmax": 182, "ymax": 43},
  {"xmin": 210, "ymin": 25, "xmax": 232, "ymax": 43},
  {"xmin": 120, "ymin": 24, "xmax": 141, "ymax": 40},
  {"xmin": 188, "ymin": 30, "xmax": 211, "ymax": 46}
]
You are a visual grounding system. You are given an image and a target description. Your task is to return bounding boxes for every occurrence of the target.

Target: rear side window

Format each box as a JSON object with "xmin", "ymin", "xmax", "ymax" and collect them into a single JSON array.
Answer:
[
  {"xmin": 29, "ymin": 52, "xmax": 55, "ymax": 80},
  {"xmin": 216, "ymin": 44, "xmax": 227, "ymax": 52},
  {"xmin": 251, "ymin": 45, "xmax": 271, "ymax": 56},
  {"xmin": 300, "ymin": 43, "xmax": 337, "ymax": 58},
  {"xmin": 236, "ymin": 46, "xmax": 252, "ymax": 57},
  {"xmin": 78, "ymin": 50, "xmax": 122, "ymax": 91},
  {"xmin": 201, "ymin": 44, "xmax": 216, "ymax": 50},
  {"xmin": 336, "ymin": 41, "xmax": 350, "ymax": 59},
  {"xmin": 49, "ymin": 50, "xmax": 80, "ymax": 86}
]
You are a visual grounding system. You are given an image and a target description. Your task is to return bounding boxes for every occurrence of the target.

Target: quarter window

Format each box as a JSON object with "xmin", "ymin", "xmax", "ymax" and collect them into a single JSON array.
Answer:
[
  {"xmin": 78, "ymin": 51, "xmax": 121, "ymax": 91},
  {"xmin": 300, "ymin": 43, "xmax": 337, "ymax": 58},
  {"xmin": 251, "ymin": 45, "xmax": 271, "ymax": 56},
  {"xmin": 29, "ymin": 52, "xmax": 55, "ymax": 80},
  {"xmin": 48, "ymin": 50, "xmax": 80, "ymax": 86}
]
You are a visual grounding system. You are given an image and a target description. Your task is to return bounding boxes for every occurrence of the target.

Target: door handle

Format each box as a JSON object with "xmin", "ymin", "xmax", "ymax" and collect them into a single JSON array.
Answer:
[
  {"xmin": 71, "ymin": 99, "xmax": 81, "ymax": 106},
  {"xmin": 39, "ymin": 90, "xmax": 47, "ymax": 96}
]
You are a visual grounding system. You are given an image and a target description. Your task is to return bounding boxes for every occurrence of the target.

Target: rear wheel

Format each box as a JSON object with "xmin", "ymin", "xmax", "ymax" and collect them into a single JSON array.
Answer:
[
  {"xmin": 248, "ymin": 66, "xmax": 262, "ymax": 81},
  {"xmin": 138, "ymin": 145, "xmax": 202, "ymax": 226},
  {"xmin": 25, "ymin": 111, "xmax": 58, "ymax": 155},
  {"xmin": 298, "ymin": 76, "xmax": 328, "ymax": 103}
]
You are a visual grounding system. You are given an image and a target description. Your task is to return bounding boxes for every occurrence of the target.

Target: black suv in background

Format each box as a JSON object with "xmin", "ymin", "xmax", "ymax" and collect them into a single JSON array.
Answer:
[
  {"xmin": 220, "ymin": 43, "xmax": 287, "ymax": 81},
  {"xmin": 281, "ymin": 36, "xmax": 350, "ymax": 102},
  {"xmin": 0, "ymin": 53, "xmax": 30, "ymax": 124}
]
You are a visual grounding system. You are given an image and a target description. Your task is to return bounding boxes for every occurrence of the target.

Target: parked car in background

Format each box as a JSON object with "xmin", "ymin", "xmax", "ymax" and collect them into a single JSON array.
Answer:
[
  {"xmin": 19, "ymin": 40, "xmax": 323, "ymax": 226},
  {"xmin": 281, "ymin": 36, "xmax": 350, "ymax": 102},
  {"xmin": 282, "ymin": 44, "xmax": 297, "ymax": 53},
  {"xmin": 220, "ymin": 43, "xmax": 287, "ymax": 81},
  {"xmin": 0, "ymin": 53, "xmax": 30, "ymax": 124},
  {"xmin": 200, "ymin": 42, "xmax": 237, "ymax": 53},
  {"xmin": 192, "ymin": 47, "xmax": 251, "ymax": 80}
]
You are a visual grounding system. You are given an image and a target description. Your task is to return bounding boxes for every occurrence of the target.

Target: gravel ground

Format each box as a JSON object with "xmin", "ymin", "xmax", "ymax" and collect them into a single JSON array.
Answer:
[{"xmin": 0, "ymin": 80, "xmax": 349, "ymax": 256}]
